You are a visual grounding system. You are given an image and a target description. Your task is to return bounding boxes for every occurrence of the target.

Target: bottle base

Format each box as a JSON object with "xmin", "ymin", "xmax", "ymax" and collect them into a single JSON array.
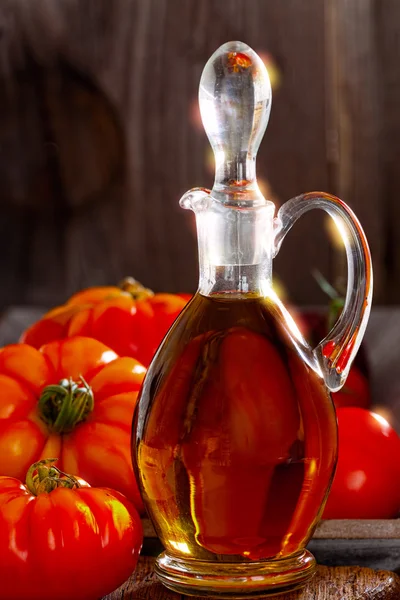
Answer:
[{"xmin": 155, "ymin": 549, "xmax": 316, "ymax": 598}]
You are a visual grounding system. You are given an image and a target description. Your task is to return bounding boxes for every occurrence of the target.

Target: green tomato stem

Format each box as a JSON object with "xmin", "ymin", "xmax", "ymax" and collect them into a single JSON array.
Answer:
[
  {"xmin": 38, "ymin": 377, "xmax": 94, "ymax": 434},
  {"xmin": 26, "ymin": 458, "xmax": 81, "ymax": 495}
]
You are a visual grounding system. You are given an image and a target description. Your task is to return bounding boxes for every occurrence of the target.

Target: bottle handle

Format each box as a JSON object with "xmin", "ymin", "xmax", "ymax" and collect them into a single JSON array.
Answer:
[{"xmin": 273, "ymin": 191, "xmax": 373, "ymax": 392}]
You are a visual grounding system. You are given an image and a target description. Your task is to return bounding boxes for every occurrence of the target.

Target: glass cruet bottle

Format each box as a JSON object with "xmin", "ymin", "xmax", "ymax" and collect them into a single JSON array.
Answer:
[{"xmin": 132, "ymin": 41, "xmax": 373, "ymax": 597}]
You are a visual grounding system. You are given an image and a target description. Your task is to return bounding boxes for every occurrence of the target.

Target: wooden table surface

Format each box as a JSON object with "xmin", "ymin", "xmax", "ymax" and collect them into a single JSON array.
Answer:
[{"xmin": 103, "ymin": 557, "xmax": 400, "ymax": 600}]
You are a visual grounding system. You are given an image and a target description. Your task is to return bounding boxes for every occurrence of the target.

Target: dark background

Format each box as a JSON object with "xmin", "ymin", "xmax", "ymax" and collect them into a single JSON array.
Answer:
[{"xmin": 0, "ymin": 0, "xmax": 397, "ymax": 308}]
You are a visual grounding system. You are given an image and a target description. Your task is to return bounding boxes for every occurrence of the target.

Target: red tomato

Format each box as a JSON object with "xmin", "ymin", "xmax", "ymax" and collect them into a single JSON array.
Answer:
[
  {"xmin": 0, "ymin": 459, "xmax": 143, "ymax": 600},
  {"xmin": 331, "ymin": 367, "xmax": 371, "ymax": 409},
  {"xmin": 21, "ymin": 279, "xmax": 189, "ymax": 367},
  {"xmin": 323, "ymin": 408, "xmax": 400, "ymax": 519},
  {"xmin": 0, "ymin": 337, "xmax": 146, "ymax": 512}
]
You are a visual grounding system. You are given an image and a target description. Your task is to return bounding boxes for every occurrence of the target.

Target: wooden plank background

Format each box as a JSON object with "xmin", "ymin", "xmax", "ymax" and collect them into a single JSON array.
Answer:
[{"xmin": 0, "ymin": 0, "xmax": 397, "ymax": 307}]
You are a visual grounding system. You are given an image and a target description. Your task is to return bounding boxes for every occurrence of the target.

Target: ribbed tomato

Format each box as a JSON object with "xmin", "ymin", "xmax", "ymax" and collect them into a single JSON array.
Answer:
[
  {"xmin": 21, "ymin": 278, "xmax": 190, "ymax": 367},
  {"xmin": 0, "ymin": 459, "xmax": 143, "ymax": 600},
  {"xmin": 0, "ymin": 336, "xmax": 146, "ymax": 512}
]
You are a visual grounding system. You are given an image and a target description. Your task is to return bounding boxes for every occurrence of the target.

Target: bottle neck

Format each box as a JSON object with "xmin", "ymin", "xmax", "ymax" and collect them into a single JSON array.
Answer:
[
  {"xmin": 198, "ymin": 264, "xmax": 272, "ymax": 296},
  {"xmin": 195, "ymin": 200, "xmax": 275, "ymax": 296}
]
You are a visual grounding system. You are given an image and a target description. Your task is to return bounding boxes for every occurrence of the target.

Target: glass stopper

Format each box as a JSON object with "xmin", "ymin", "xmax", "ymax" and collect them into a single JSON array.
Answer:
[{"xmin": 199, "ymin": 41, "xmax": 272, "ymax": 205}]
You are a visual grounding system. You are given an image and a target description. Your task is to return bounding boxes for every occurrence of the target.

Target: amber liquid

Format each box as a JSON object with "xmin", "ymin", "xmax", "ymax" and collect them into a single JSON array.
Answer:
[{"xmin": 133, "ymin": 293, "xmax": 337, "ymax": 562}]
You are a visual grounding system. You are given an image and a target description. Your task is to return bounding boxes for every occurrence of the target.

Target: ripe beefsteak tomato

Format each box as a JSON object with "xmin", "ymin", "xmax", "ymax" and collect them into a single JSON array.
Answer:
[
  {"xmin": 21, "ymin": 278, "xmax": 190, "ymax": 367},
  {"xmin": 323, "ymin": 407, "xmax": 400, "ymax": 519},
  {"xmin": 0, "ymin": 459, "xmax": 143, "ymax": 600},
  {"xmin": 0, "ymin": 337, "xmax": 146, "ymax": 512}
]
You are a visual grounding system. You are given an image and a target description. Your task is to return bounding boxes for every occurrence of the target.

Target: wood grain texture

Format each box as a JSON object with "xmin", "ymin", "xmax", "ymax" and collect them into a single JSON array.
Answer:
[
  {"xmin": 103, "ymin": 557, "xmax": 400, "ymax": 600},
  {"xmin": 1, "ymin": 0, "xmax": 400, "ymax": 305},
  {"xmin": 325, "ymin": 0, "xmax": 385, "ymax": 302},
  {"xmin": 314, "ymin": 519, "xmax": 400, "ymax": 540},
  {"xmin": 375, "ymin": 0, "xmax": 400, "ymax": 303},
  {"xmin": 0, "ymin": 0, "xmax": 335, "ymax": 306}
]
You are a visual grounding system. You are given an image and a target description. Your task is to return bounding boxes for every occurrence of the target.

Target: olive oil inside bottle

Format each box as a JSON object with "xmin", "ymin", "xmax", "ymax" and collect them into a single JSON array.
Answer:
[{"xmin": 134, "ymin": 293, "xmax": 337, "ymax": 561}]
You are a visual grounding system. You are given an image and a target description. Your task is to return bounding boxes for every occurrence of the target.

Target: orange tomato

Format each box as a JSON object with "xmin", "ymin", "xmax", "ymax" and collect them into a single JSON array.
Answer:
[
  {"xmin": 0, "ymin": 459, "xmax": 143, "ymax": 600},
  {"xmin": 21, "ymin": 278, "xmax": 190, "ymax": 367},
  {"xmin": 0, "ymin": 336, "xmax": 146, "ymax": 512}
]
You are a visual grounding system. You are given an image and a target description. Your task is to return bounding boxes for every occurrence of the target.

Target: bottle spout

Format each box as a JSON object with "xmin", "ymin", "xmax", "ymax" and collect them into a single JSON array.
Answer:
[
  {"xmin": 179, "ymin": 187, "xmax": 211, "ymax": 212},
  {"xmin": 199, "ymin": 41, "xmax": 272, "ymax": 206}
]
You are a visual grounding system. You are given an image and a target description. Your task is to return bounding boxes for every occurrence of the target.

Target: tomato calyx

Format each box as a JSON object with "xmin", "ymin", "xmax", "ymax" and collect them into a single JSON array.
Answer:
[
  {"xmin": 118, "ymin": 276, "xmax": 154, "ymax": 301},
  {"xmin": 26, "ymin": 458, "xmax": 81, "ymax": 495},
  {"xmin": 39, "ymin": 377, "xmax": 94, "ymax": 434}
]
